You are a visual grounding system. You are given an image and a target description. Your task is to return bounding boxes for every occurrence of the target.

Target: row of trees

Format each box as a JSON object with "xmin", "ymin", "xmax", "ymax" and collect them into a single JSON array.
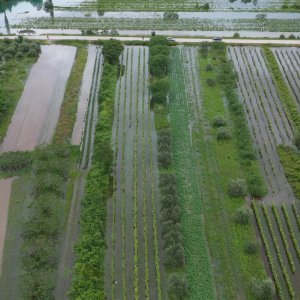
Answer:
[
  {"xmin": 149, "ymin": 36, "xmax": 188, "ymax": 299},
  {"xmin": 0, "ymin": 36, "xmax": 41, "ymax": 61}
]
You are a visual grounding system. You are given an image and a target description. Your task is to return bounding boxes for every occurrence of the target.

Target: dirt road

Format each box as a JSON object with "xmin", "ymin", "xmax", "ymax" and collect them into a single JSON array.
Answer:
[
  {"xmin": 0, "ymin": 45, "xmax": 76, "ymax": 152},
  {"xmin": 0, "ymin": 178, "xmax": 14, "ymax": 276}
]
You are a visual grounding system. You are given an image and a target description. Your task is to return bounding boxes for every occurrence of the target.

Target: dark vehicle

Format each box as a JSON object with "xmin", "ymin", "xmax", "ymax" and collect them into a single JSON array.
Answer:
[{"xmin": 212, "ymin": 37, "xmax": 222, "ymax": 42}]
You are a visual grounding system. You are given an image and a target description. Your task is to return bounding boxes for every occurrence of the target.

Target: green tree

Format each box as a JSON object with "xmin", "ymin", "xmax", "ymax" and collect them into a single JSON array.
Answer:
[
  {"xmin": 102, "ymin": 39, "xmax": 124, "ymax": 64},
  {"xmin": 150, "ymin": 77, "xmax": 169, "ymax": 102}
]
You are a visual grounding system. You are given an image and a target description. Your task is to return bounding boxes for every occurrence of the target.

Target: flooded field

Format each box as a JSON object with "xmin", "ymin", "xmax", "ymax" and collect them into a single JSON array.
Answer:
[
  {"xmin": 0, "ymin": 45, "xmax": 76, "ymax": 152},
  {"xmin": 0, "ymin": 178, "xmax": 14, "ymax": 275}
]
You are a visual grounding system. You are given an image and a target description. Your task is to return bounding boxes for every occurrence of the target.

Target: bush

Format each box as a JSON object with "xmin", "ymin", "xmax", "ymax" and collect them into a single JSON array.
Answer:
[
  {"xmin": 150, "ymin": 77, "xmax": 169, "ymax": 103},
  {"xmin": 212, "ymin": 115, "xmax": 226, "ymax": 127},
  {"xmin": 228, "ymin": 178, "xmax": 247, "ymax": 197},
  {"xmin": 244, "ymin": 241, "xmax": 259, "ymax": 255},
  {"xmin": 102, "ymin": 39, "xmax": 124, "ymax": 64},
  {"xmin": 217, "ymin": 128, "xmax": 231, "ymax": 140},
  {"xmin": 206, "ymin": 78, "xmax": 216, "ymax": 87},
  {"xmin": 233, "ymin": 32, "xmax": 240, "ymax": 38},
  {"xmin": 294, "ymin": 134, "xmax": 300, "ymax": 150},
  {"xmin": 163, "ymin": 12, "xmax": 179, "ymax": 19},
  {"xmin": 149, "ymin": 54, "xmax": 168, "ymax": 77},
  {"xmin": 234, "ymin": 206, "xmax": 251, "ymax": 225},
  {"xmin": 169, "ymin": 274, "xmax": 189, "ymax": 299},
  {"xmin": 279, "ymin": 34, "xmax": 286, "ymax": 39},
  {"xmin": 251, "ymin": 278, "xmax": 275, "ymax": 300}
]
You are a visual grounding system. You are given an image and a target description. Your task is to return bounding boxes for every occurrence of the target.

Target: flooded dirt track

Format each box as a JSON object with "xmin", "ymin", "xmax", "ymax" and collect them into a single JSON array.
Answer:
[
  {"xmin": 72, "ymin": 45, "xmax": 99, "ymax": 145},
  {"xmin": 0, "ymin": 178, "xmax": 14, "ymax": 276},
  {"xmin": 0, "ymin": 45, "xmax": 76, "ymax": 152},
  {"xmin": 228, "ymin": 46, "xmax": 296, "ymax": 204}
]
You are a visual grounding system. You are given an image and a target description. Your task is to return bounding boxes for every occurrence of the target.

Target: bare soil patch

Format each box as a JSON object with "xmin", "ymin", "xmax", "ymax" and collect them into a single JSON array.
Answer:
[{"xmin": 0, "ymin": 45, "xmax": 76, "ymax": 152}]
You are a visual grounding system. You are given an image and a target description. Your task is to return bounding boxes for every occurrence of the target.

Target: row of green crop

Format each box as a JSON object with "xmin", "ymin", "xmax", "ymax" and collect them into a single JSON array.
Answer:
[
  {"xmin": 252, "ymin": 202, "xmax": 284, "ymax": 299},
  {"xmin": 168, "ymin": 47, "xmax": 214, "ymax": 299},
  {"xmin": 282, "ymin": 205, "xmax": 300, "ymax": 259},
  {"xmin": 262, "ymin": 205, "xmax": 294, "ymax": 297},
  {"xmin": 271, "ymin": 205, "xmax": 295, "ymax": 273},
  {"xmin": 70, "ymin": 42, "xmax": 121, "ymax": 298},
  {"xmin": 292, "ymin": 203, "xmax": 300, "ymax": 231},
  {"xmin": 263, "ymin": 47, "xmax": 300, "ymax": 135}
]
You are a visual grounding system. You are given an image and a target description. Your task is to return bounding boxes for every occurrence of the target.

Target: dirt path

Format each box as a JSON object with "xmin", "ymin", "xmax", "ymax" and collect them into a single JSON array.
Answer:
[
  {"xmin": 0, "ymin": 45, "xmax": 76, "ymax": 152},
  {"xmin": 71, "ymin": 45, "xmax": 98, "ymax": 145},
  {"xmin": 0, "ymin": 178, "xmax": 14, "ymax": 276}
]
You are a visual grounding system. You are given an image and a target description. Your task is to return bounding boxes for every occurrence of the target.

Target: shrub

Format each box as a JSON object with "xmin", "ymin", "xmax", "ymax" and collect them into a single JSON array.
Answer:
[
  {"xmin": 234, "ymin": 206, "xmax": 251, "ymax": 225},
  {"xmin": 206, "ymin": 78, "xmax": 216, "ymax": 87},
  {"xmin": 228, "ymin": 178, "xmax": 247, "ymax": 197},
  {"xmin": 251, "ymin": 278, "xmax": 275, "ymax": 300},
  {"xmin": 163, "ymin": 12, "xmax": 179, "ymax": 19},
  {"xmin": 102, "ymin": 39, "xmax": 124, "ymax": 64},
  {"xmin": 149, "ymin": 54, "xmax": 168, "ymax": 77},
  {"xmin": 205, "ymin": 64, "xmax": 213, "ymax": 71},
  {"xmin": 294, "ymin": 134, "xmax": 300, "ymax": 150},
  {"xmin": 150, "ymin": 77, "xmax": 169, "ymax": 103},
  {"xmin": 244, "ymin": 241, "xmax": 259, "ymax": 255},
  {"xmin": 217, "ymin": 128, "xmax": 231, "ymax": 140},
  {"xmin": 279, "ymin": 34, "xmax": 286, "ymax": 39},
  {"xmin": 169, "ymin": 274, "xmax": 189, "ymax": 299},
  {"xmin": 212, "ymin": 115, "xmax": 226, "ymax": 127},
  {"xmin": 233, "ymin": 32, "xmax": 240, "ymax": 38}
]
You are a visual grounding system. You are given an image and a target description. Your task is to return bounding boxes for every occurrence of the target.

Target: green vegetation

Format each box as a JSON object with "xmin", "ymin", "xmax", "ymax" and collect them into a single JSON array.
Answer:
[
  {"xmin": 19, "ymin": 144, "xmax": 74, "ymax": 299},
  {"xmin": 169, "ymin": 47, "xmax": 215, "ymax": 299},
  {"xmin": 277, "ymin": 145, "xmax": 300, "ymax": 199},
  {"xmin": 0, "ymin": 151, "xmax": 33, "ymax": 177},
  {"xmin": 53, "ymin": 46, "xmax": 88, "ymax": 144},
  {"xmin": 70, "ymin": 42, "xmax": 121, "ymax": 298},
  {"xmin": 197, "ymin": 43, "xmax": 266, "ymax": 298},
  {"xmin": 0, "ymin": 38, "xmax": 40, "ymax": 142},
  {"xmin": 210, "ymin": 43, "xmax": 266, "ymax": 198},
  {"xmin": 263, "ymin": 47, "xmax": 300, "ymax": 134}
]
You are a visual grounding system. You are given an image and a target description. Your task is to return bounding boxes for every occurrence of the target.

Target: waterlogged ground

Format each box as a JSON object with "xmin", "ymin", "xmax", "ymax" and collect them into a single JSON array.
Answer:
[{"xmin": 0, "ymin": 45, "xmax": 76, "ymax": 152}]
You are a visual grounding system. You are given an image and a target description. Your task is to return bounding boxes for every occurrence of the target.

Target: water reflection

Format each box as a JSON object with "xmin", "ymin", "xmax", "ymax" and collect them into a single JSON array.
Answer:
[{"xmin": 0, "ymin": 0, "xmax": 43, "ymax": 13}]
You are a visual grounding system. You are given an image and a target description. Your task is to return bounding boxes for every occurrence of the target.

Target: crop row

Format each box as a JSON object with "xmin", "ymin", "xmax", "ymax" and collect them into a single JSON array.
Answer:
[
  {"xmin": 292, "ymin": 203, "xmax": 300, "ymax": 231},
  {"xmin": 281, "ymin": 205, "xmax": 300, "ymax": 259},
  {"xmin": 271, "ymin": 205, "xmax": 295, "ymax": 272},
  {"xmin": 261, "ymin": 205, "xmax": 294, "ymax": 298},
  {"xmin": 252, "ymin": 202, "xmax": 284, "ymax": 300}
]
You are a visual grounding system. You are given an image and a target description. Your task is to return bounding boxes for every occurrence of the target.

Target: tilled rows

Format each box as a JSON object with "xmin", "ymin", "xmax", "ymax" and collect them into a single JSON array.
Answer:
[
  {"xmin": 272, "ymin": 47, "xmax": 300, "ymax": 112},
  {"xmin": 228, "ymin": 46, "xmax": 295, "ymax": 203},
  {"xmin": 105, "ymin": 46, "xmax": 164, "ymax": 299}
]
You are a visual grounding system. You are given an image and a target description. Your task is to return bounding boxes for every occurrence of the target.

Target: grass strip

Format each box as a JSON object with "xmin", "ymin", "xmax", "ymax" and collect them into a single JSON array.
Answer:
[{"xmin": 53, "ymin": 46, "xmax": 88, "ymax": 144}]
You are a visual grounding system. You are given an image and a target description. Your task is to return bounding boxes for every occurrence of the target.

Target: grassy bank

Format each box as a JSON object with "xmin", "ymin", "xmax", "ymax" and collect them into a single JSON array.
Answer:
[
  {"xmin": 197, "ymin": 44, "xmax": 266, "ymax": 298},
  {"xmin": 53, "ymin": 45, "xmax": 88, "ymax": 144}
]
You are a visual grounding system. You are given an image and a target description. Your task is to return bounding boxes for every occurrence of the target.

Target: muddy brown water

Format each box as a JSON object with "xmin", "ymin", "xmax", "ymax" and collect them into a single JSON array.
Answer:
[
  {"xmin": 0, "ymin": 178, "xmax": 14, "ymax": 276},
  {"xmin": 0, "ymin": 45, "xmax": 76, "ymax": 152},
  {"xmin": 71, "ymin": 45, "xmax": 98, "ymax": 145}
]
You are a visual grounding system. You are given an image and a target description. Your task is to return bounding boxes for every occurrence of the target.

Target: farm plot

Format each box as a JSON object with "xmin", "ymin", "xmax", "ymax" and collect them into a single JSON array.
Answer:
[
  {"xmin": 272, "ymin": 47, "xmax": 300, "ymax": 112},
  {"xmin": 104, "ymin": 46, "xmax": 165, "ymax": 299},
  {"xmin": 0, "ymin": 45, "xmax": 76, "ymax": 152},
  {"xmin": 0, "ymin": 178, "xmax": 14, "ymax": 275},
  {"xmin": 253, "ymin": 201, "xmax": 300, "ymax": 299},
  {"xmin": 72, "ymin": 45, "xmax": 101, "ymax": 145},
  {"xmin": 168, "ymin": 47, "xmax": 215, "ymax": 299},
  {"xmin": 228, "ymin": 46, "xmax": 295, "ymax": 203}
]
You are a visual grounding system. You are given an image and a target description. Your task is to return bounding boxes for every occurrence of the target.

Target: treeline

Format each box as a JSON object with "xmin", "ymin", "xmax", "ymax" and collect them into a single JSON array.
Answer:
[
  {"xmin": 70, "ymin": 39, "xmax": 123, "ymax": 298},
  {"xmin": 203, "ymin": 42, "xmax": 267, "ymax": 198},
  {"xmin": 19, "ymin": 144, "xmax": 73, "ymax": 299},
  {"xmin": 149, "ymin": 36, "xmax": 188, "ymax": 299},
  {"xmin": 0, "ymin": 36, "xmax": 41, "ymax": 61}
]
